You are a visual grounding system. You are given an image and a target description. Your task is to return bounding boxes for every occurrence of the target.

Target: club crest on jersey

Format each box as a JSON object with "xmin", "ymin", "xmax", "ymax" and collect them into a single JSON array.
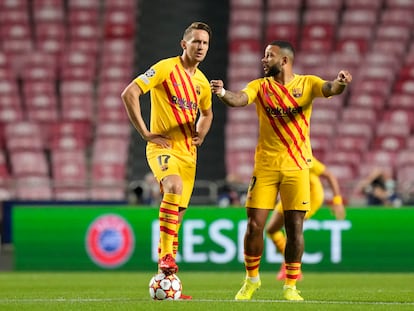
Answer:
[
  {"xmin": 85, "ymin": 214, "xmax": 135, "ymax": 269},
  {"xmin": 196, "ymin": 85, "xmax": 201, "ymax": 95},
  {"xmin": 292, "ymin": 88, "xmax": 302, "ymax": 98}
]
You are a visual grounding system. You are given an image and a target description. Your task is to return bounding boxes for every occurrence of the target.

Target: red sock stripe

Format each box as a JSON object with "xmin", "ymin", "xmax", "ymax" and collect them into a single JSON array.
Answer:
[
  {"xmin": 159, "ymin": 217, "xmax": 178, "ymax": 225},
  {"xmin": 246, "ymin": 264, "xmax": 260, "ymax": 271},
  {"xmin": 286, "ymin": 274, "xmax": 300, "ymax": 280},
  {"xmin": 286, "ymin": 266, "xmax": 301, "ymax": 271},
  {"xmin": 160, "ymin": 226, "xmax": 176, "ymax": 235},
  {"xmin": 159, "ymin": 208, "xmax": 179, "ymax": 216},
  {"xmin": 161, "ymin": 200, "xmax": 180, "ymax": 208},
  {"xmin": 245, "ymin": 257, "xmax": 261, "ymax": 263}
]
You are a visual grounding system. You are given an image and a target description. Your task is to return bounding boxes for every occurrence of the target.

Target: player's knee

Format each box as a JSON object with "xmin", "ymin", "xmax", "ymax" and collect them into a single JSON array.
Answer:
[{"xmin": 246, "ymin": 218, "xmax": 264, "ymax": 237}]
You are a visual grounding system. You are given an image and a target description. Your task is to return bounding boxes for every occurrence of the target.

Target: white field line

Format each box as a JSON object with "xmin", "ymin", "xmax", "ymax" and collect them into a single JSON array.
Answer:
[{"xmin": 0, "ymin": 298, "xmax": 413, "ymax": 306}]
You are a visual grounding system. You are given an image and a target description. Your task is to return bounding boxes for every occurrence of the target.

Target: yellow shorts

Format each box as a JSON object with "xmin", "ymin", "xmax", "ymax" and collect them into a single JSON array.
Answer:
[
  {"xmin": 276, "ymin": 173, "xmax": 324, "ymax": 218},
  {"xmin": 246, "ymin": 168, "xmax": 310, "ymax": 212},
  {"xmin": 147, "ymin": 150, "xmax": 196, "ymax": 208}
]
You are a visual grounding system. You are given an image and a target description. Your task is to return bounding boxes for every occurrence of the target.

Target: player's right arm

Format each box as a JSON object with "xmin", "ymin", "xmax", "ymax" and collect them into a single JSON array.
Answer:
[
  {"xmin": 210, "ymin": 79, "xmax": 249, "ymax": 107},
  {"xmin": 121, "ymin": 82, "xmax": 171, "ymax": 148}
]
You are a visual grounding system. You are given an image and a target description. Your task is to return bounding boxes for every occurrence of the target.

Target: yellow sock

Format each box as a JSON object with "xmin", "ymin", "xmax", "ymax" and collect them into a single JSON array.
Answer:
[
  {"xmin": 268, "ymin": 230, "xmax": 286, "ymax": 254},
  {"xmin": 244, "ymin": 254, "xmax": 261, "ymax": 278},
  {"xmin": 173, "ymin": 223, "xmax": 181, "ymax": 258},
  {"xmin": 285, "ymin": 262, "xmax": 301, "ymax": 287},
  {"xmin": 159, "ymin": 193, "xmax": 180, "ymax": 258}
]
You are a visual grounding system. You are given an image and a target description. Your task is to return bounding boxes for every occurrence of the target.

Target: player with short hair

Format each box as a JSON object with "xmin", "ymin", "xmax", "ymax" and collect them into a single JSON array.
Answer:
[
  {"xmin": 121, "ymin": 21, "xmax": 213, "ymax": 300},
  {"xmin": 267, "ymin": 156, "xmax": 346, "ymax": 281},
  {"xmin": 210, "ymin": 40, "xmax": 352, "ymax": 301}
]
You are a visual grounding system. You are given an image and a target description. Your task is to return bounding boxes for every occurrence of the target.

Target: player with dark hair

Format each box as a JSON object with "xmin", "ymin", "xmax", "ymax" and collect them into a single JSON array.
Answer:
[
  {"xmin": 121, "ymin": 22, "xmax": 213, "ymax": 300},
  {"xmin": 211, "ymin": 40, "xmax": 352, "ymax": 301}
]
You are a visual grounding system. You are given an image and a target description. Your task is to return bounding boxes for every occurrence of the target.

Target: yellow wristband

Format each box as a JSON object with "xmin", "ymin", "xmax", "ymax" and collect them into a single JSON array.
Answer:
[{"xmin": 332, "ymin": 195, "xmax": 343, "ymax": 205}]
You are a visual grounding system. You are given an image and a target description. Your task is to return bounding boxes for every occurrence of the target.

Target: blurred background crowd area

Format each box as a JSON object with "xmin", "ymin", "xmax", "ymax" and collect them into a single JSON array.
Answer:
[{"xmin": 0, "ymin": 0, "xmax": 413, "ymax": 207}]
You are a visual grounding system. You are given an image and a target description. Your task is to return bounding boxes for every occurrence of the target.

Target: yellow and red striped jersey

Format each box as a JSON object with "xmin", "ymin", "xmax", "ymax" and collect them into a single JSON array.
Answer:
[
  {"xmin": 134, "ymin": 56, "xmax": 212, "ymax": 158},
  {"xmin": 242, "ymin": 74, "xmax": 326, "ymax": 171}
]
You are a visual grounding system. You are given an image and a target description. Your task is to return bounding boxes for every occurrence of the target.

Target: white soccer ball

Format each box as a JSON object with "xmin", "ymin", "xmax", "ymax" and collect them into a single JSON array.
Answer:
[{"xmin": 148, "ymin": 273, "xmax": 182, "ymax": 300}]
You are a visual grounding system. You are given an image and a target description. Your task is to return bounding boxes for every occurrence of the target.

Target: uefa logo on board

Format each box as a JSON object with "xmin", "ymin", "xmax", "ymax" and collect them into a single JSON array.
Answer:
[{"xmin": 85, "ymin": 214, "xmax": 135, "ymax": 268}]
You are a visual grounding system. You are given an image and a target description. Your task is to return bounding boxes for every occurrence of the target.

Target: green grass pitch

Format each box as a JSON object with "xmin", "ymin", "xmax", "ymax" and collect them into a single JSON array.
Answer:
[{"xmin": 0, "ymin": 271, "xmax": 413, "ymax": 310}]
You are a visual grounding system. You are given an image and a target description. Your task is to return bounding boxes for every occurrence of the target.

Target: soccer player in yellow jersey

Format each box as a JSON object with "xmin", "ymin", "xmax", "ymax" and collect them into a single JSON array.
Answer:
[
  {"xmin": 266, "ymin": 156, "xmax": 346, "ymax": 281},
  {"xmin": 210, "ymin": 40, "xmax": 352, "ymax": 301},
  {"xmin": 121, "ymin": 22, "xmax": 213, "ymax": 300}
]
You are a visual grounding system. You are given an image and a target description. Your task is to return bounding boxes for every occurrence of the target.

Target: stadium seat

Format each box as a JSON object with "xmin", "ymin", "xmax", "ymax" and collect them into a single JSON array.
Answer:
[
  {"xmin": 95, "ymin": 122, "xmax": 131, "ymax": 138},
  {"xmin": 9, "ymin": 150, "xmax": 49, "ymax": 177},
  {"xmin": 387, "ymin": 93, "xmax": 414, "ymax": 109},
  {"xmin": 395, "ymin": 149, "xmax": 414, "ymax": 167},
  {"xmin": 230, "ymin": 0, "xmax": 263, "ymax": 9},
  {"xmin": 91, "ymin": 163, "xmax": 126, "ymax": 185},
  {"xmin": 6, "ymin": 135, "xmax": 44, "ymax": 152},
  {"xmin": 373, "ymin": 136, "xmax": 407, "ymax": 152},
  {"xmin": 267, "ymin": 0, "xmax": 302, "ymax": 9},
  {"xmin": 311, "ymin": 106, "xmax": 340, "ymax": 123},
  {"xmin": 305, "ymin": 0, "xmax": 343, "ymax": 9},
  {"xmin": 333, "ymin": 136, "xmax": 370, "ymax": 154},
  {"xmin": 89, "ymin": 185, "xmax": 126, "ymax": 201},
  {"xmin": 380, "ymin": 9, "xmax": 414, "ymax": 26},
  {"xmin": 363, "ymin": 150, "xmax": 398, "ymax": 168},
  {"xmin": 385, "ymin": 0, "xmax": 414, "ymax": 10},
  {"xmin": 341, "ymin": 9, "xmax": 378, "ymax": 25},
  {"xmin": 266, "ymin": 8, "xmax": 300, "ymax": 27},
  {"xmin": 54, "ymin": 186, "xmax": 89, "ymax": 201},
  {"xmin": 335, "ymin": 121, "xmax": 374, "ymax": 141},
  {"xmin": 345, "ymin": 0, "xmax": 384, "ymax": 9},
  {"xmin": 341, "ymin": 107, "xmax": 378, "ymax": 124},
  {"xmin": 14, "ymin": 176, "xmax": 53, "ymax": 200},
  {"xmin": 92, "ymin": 137, "xmax": 129, "ymax": 164},
  {"xmin": 310, "ymin": 122, "xmax": 336, "ymax": 138},
  {"xmin": 51, "ymin": 150, "xmax": 88, "ymax": 187},
  {"xmin": 303, "ymin": 9, "xmax": 338, "ymax": 25}
]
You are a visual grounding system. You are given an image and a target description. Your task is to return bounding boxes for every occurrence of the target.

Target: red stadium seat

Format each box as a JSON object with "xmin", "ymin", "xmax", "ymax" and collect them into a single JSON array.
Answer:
[
  {"xmin": 14, "ymin": 176, "xmax": 53, "ymax": 200},
  {"xmin": 341, "ymin": 107, "xmax": 378, "ymax": 124},
  {"xmin": 230, "ymin": 0, "xmax": 263, "ymax": 9},
  {"xmin": 306, "ymin": 0, "xmax": 343, "ymax": 9},
  {"xmin": 373, "ymin": 136, "xmax": 407, "ymax": 152},
  {"xmin": 395, "ymin": 149, "xmax": 414, "ymax": 167},
  {"xmin": 9, "ymin": 150, "xmax": 49, "ymax": 177},
  {"xmin": 333, "ymin": 136, "xmax": 370, "ymax": 154},
  {"xmin": 54, "ymin": 186, "xmax": 89, "ymax": 201},
  {"xmin": 266, "ymin": 9, "xmax": 300, "ymax": 25},
  {"xmin": 341, "ymin": 9, "xmax": 378, "ymax": 25},
  {"xmin": 335, "ymin": 121, "xmax": 374, "ymax": 141},
  {"xmin": 380, "ymin": 9, "xmax": 414, "ymax": 26},
  {"xmin": 385, "ymin": 0, "xmax": 414, "ymax": 10},
  {"xmin": 89, "ymin": 185, "xmax": 126, "ymax": 201},
  {"xmin": 345, "ymin": 0, "xmax": 383, "ymax": 9}
]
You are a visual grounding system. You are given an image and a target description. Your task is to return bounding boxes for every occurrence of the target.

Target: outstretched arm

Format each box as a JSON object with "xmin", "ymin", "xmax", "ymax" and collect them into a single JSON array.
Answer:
[
  {"xmin": 322, "ymin": 70, "xmax": 353, "ymax": 97},
  {"xmin": 210, "ymin": 79, "xmax": 249, "ymax": 107}
]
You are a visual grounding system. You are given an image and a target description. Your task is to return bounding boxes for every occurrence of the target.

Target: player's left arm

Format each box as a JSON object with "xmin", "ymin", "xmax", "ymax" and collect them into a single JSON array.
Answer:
[
  {"xmin": 322, "ymin": 70, "xmax": 353, "ymax": 97},
  {"xmin": 193, "ymin": 107, "xmax": 213, "ymax": 147},
  {"xmin": 321, "ymin": 168, "xmax": 346, "ymax": 220}
]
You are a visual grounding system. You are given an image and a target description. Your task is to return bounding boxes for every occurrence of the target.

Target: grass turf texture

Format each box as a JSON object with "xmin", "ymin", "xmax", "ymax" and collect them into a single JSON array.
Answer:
[{"xmin": 0, "ymin": 272, "xmax": 413, "ymax": 311}]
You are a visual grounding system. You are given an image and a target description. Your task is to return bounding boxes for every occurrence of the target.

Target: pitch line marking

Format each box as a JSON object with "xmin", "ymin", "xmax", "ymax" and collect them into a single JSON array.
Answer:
[{"xmin": 0, "ymin": 298, "xmax": 413, "ymax": 306}]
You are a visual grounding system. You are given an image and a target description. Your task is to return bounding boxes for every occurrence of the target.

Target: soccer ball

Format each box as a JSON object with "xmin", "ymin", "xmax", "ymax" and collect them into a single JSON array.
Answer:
[{"xmin": 149, "ymin": 273, "xmax": 182, "ymax": 300}]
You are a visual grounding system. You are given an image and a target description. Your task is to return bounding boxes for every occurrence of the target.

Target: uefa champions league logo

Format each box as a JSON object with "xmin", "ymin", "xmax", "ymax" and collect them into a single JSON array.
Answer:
[{"xmin": 85, "ymin": 214, "xmax": 135, "ymax": 269}]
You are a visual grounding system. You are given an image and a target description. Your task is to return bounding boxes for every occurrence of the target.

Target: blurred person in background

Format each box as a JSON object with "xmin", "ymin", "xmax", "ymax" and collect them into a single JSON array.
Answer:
[{"xmin": 354, "ymin": 167, "xmax": 401, "ymax": 208}]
